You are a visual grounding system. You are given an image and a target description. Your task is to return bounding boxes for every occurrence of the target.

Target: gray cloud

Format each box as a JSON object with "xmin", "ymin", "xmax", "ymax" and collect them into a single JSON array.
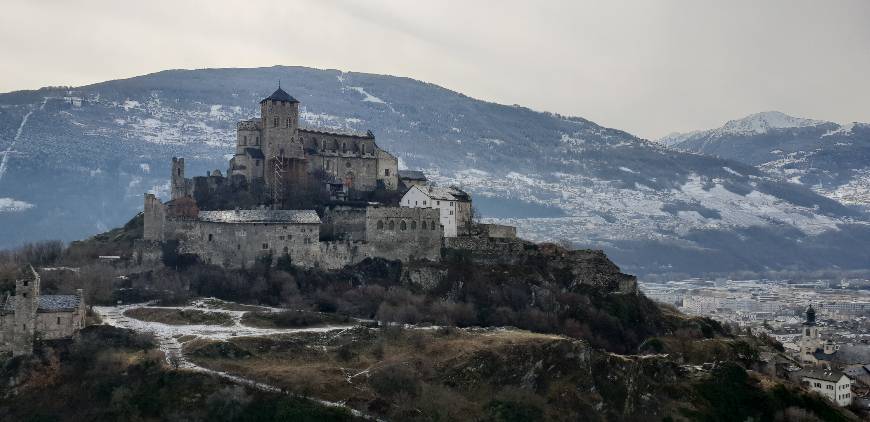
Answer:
[{"xmin": 0, "ymin": 0, "xmax": 867, "ymax": 138}]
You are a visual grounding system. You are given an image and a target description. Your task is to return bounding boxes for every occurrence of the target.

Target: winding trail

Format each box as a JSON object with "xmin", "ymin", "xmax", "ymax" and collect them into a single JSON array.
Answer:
[{"xmin": 94, "ymin": 300, "xmax": 376, "ymax": 420}]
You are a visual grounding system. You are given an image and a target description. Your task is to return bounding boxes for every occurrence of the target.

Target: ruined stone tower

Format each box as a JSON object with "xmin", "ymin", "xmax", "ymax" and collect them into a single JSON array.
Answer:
[
  {"xmin": 171, "ymin": 157, "xmax": 187, "ymax": 200},
  {"xmin": 12, "ymin": 266, "xmax": 39, "ymax": 356}
]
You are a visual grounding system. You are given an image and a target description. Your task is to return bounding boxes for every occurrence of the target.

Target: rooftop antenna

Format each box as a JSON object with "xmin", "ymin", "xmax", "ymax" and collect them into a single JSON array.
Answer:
[{"xmin": 278, "ymin": 80, "xmax": 281, "ymax": 89}]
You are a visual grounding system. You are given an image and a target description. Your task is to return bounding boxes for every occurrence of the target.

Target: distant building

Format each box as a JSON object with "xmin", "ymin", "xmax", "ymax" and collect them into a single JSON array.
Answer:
[
  {"xmin": 0, "ymin": 266, "xmax": 86, "ymax": 356},
  {"xmin": 400, "ymin": 185, "xmax": 472, "ymax": 237},
  {"xmin": 798, "ymin": 368, "xmax": 852, "ymax": 407},
  {"xmin": 798, "ymin": 305, "xmax": 840, "ymax": 366}
]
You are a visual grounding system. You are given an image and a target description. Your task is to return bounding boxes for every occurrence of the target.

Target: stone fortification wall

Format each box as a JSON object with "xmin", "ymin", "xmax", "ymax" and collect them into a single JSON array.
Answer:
[
  {"xmin": 321, "ymin": 205, "xmax": 367, "ymax": 241},
  {"xmin": 365, "ymin": 206, "xmax": 441, "ymax": 262},
  {"xmin": 318, "ymin": 241, "xmax": 373, "ymax": 270},
  {"xmin": 477, "ymin": 224, "xmax": 517, "ymax": 239},
  {"xmin": 143, "ymin": 194, "xmax": 166, "ymax": 241},
  {"xmin": 179, "ymin": 221, "xmax": 320, "ymax": 269}
]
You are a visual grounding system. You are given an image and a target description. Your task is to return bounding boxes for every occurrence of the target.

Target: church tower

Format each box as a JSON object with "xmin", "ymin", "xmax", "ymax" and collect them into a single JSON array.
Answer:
[
  {"xmin": 260, "ymin": 85, "xmax": 305, "ymax": 204},
  {"xmin": 260, "ymin": 85, "xmax": 301, "ymax": 161},
  {"xmin": 12, "ymin": 266, "xmax": 40, "ymax": 356},
  {"xmin": 799, "ymin": 305, "xmax": 819, "ymax": 364}
]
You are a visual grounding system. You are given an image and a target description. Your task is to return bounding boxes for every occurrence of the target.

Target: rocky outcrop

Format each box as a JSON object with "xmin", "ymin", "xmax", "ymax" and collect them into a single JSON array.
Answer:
[{"xmin": 443, "ymin": 236, "xmax": 637, "ymax": 294}]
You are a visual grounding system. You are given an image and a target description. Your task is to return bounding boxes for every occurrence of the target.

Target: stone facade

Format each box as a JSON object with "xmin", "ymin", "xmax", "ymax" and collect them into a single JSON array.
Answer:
[
  {"xmin": 142, "ymin": 196, "xmax": 442, "ymax": 270},
  {"xmin": 170, "ymin": 88, "xmax": 399, "ymax": 202},
  {"xmin": 365, "ymin": 206, "xmax": 443, "ymax": 262},
  {"xmin": 0, "ymin": 266, "xmax": 86, "ymax": 356}
]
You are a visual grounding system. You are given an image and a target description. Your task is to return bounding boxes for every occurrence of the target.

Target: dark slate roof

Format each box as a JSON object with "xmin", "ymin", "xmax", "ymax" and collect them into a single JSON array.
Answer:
[
  {"xmin": 2, "ymin": 294, "xmax": 81, "ymax": 313},
  {"xmin": 260, "ymin": 87, "xmax": 299, "ymax": 104},
  {"xmin": 245, "ymin": 148, "xmax": 265, "ymax": 159},
  {"xmin": 799, "ymin": 368, "xmax": 848, "ymax": 383},
  {"xmin": 299, "ymin": 127, "xmax": 375, "ymax": 139},
  {"xmin": 813, "ymin": 351, "xmax": 837, "ymax": 362},
  {"xmin": 199, "ymin": 209, "xmax": 321, "ymax": 224},
  {"xmin": 398, "ymin": 170, "xmax": 427, "ymax": 181}
]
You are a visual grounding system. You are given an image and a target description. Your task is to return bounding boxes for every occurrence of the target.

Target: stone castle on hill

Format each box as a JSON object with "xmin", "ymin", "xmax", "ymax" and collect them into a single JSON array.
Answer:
[
  {"xmin": 142, "ymin": 86, "xmax": 519, "ymax": 270},
  {"xmin": 171, "ymin": 86, "xmax": 399, "ymax": 203}
]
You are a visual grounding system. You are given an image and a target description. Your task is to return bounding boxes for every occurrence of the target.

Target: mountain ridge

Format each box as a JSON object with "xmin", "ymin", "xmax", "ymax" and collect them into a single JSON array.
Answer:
[{"xmin": 1, "ymin": 66, "xmax": 868, "ymax": 277}]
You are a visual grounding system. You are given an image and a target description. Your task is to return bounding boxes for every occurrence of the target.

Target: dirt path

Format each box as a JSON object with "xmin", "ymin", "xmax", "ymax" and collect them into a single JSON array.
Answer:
[{"xmin": 94, "ymin": 300, "xmax": 375, "ymax": 419}]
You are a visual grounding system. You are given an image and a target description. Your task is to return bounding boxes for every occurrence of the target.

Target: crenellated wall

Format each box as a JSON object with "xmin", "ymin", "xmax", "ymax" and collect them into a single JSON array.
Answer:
[{"xmin": 365, "ymin": 206, "xmax": 442, "ymax": 262}]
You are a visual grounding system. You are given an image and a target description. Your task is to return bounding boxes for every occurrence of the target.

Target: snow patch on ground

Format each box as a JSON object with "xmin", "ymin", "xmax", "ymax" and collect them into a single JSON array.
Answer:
[
  {"xmin": 822, "ymin": 122, "xmax": 856, "ymax": 138},
  {"xmin": 122, "ymin": 100, "xmax": 141, "ymax": 111},
  {"xmin": 349, "ymin": 86, "xmax": 385, "ymax": 104},
  {"xmin": 722, "ymin": 167, "xmax": 743, "ymax": 177}
]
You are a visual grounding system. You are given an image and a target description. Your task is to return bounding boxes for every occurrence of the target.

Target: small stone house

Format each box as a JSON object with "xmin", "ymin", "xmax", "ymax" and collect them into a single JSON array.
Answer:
[{"xmin": 0, "ymin": 266, "xmax": 86, "ymax": 356}]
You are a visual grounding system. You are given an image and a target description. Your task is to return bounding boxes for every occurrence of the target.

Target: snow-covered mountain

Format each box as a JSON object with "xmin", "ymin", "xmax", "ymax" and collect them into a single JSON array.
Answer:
[
  {"xmin": 660, "ymin": 111, "xmax": 870, "ymax": 208},
  {"xmin": 1, "ymin": 67, "xmax": 868, "ymax": 277}
]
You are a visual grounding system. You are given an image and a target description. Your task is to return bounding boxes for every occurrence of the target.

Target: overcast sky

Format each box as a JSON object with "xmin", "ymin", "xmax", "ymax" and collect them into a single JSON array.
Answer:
[{"xmin": 1, "ymin": 0, "xmax": 868, "ymax": 138}]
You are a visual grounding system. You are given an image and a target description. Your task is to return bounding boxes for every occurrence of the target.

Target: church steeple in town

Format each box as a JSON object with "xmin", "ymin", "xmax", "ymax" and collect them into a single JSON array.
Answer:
[{"xmin": 804, "ymin": 304, "xmax": 816, "ymax": 326}]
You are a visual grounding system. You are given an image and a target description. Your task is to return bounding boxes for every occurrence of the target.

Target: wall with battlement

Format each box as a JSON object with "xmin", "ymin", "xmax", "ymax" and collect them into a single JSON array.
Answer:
[
  {"xmin": 365, "ymin": 206, "xmax": 442, "ymax": 262},
  {"xmin": 321, "ymin": 205, "xmax": 368, "ymax": 241}
]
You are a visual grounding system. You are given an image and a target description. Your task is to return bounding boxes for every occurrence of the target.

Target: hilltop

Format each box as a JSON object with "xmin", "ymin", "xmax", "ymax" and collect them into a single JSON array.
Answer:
[{"xmin": 1, "ymin": 67, "xmax": 869, "ymax": 277}]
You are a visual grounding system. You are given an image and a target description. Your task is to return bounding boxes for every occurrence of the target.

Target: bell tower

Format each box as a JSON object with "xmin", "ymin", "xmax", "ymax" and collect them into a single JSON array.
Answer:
[
  {"xmin": 12, "ymin": 266, "xmax": 40, "ymax": 356},
  {"xmin": 260, "ymin": 84, "xmax": 301, "ymax": 160},
  {"xmin": 259, "ymin": 84, "xmax": 304, "ymax": 204},
  {"xmin": 799, "ymin": 305, "xmax": 819, "ymax": 364}
]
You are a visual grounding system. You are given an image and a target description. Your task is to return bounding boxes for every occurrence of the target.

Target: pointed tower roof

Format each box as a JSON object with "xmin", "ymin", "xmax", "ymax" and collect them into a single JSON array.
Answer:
[
  {"xmin": 260, "ymin": 86, "xmax": 299, "ymax": 104},
  {"xmin": 803, "ymin": 305, "xmax": 816, "ymax": 326}
]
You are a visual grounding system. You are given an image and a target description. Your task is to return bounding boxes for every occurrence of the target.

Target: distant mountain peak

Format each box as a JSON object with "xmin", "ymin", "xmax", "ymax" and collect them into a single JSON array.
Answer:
[
  {"xmin": 719, "ymin": 111, "xmax": 826, "ymax": 135},
  {"xmin": 657, "ymin": 111, "xmax": 830, "ymax": 146}
]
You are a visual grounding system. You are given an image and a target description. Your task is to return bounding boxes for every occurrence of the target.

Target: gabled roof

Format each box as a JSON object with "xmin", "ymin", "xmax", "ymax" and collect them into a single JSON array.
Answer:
[
  {"xmin": 2, "ymin": 294, "xmax": 82, "ymax": 313},
  {"xmin": 260, "ymin": 87, "xmax": 299, "ymax": 104},
  {"xmin": 799, "ymin": 368, "xmax": 849, "ymax": 383},
  {"xmin": 299, "ymin": 127, "xmax": 375, "ymax": 139},
  {"xmin": 398, "ymin": 170, "xmax": 427, "ymax": 181},
  {"xmin": 411, "ymin": 185, "xmax": 470, "ymax": 202},
  {"xmin": 198, "ymin": 209, "xmax": 321, "ymax": 224}
]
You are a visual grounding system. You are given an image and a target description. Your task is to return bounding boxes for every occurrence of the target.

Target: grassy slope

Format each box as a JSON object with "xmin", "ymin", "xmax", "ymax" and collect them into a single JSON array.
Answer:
[{"xmin": 0, "ymin": 326, "xmax": 362, "ymax": 422}]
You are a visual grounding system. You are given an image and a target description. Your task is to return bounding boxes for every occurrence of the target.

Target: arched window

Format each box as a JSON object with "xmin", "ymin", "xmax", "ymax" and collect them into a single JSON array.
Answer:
[
  {"xmin": 431, "ymin": 222, "xmax": 436, "ymax": 230},
  {"xmin": 273, "ymin": 116, "xmax": 279, "ymax": 127},
  {"xmin": 421, "ymin": 221, "xmax": 427, "ymax": 230},
  {"xmin": 287, "ymin": 117, "xmax": 292, "ymax": 128},
  {"xmin": 342, "ymin": 142, "xmax": 347, "ymax": 153},
  {"xmin": 361, "ymin": 143, "xmax": 366, "ymax": 155},
  {"xmin": 377, "ymin": 220, "xmax": 384, "ymax": 230},
  {"xmin": 255, "ymin": 136, "xmax": 259, "ymax": 145},
  {"xmin": 411, "ymin": 221, "xmax": 417, "ymax": 230},
  {"xmin": 242, "ymin": 135, "xmax": 247, "ymax": 145},
  {"xmin": 400, "ymin": 221, "xmax": 407, "ymax": 231},
  {"xmin": 388, "ymin": 220, "xmax": 395, "ymax": 230}
]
